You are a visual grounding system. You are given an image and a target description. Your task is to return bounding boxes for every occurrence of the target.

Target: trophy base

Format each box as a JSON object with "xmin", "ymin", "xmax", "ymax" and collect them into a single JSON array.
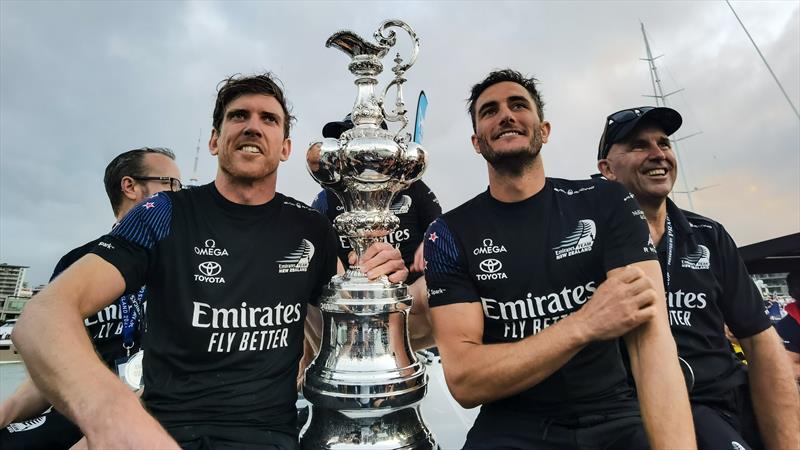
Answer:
[{"xmin": 301, "ymin": 405, "xmax": 436, "ymax": 449}]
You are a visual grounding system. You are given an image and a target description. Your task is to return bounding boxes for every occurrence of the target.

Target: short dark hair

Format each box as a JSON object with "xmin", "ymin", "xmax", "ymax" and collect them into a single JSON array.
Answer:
[
  {"xmin": 467, "ymin": 69, "xmax": 545, "ymax": 131},
  {"xmin": 104, "ymin": 147, "xmax": 175, "ymax": 216},
  {"xmin": 212, "ymin": 73, "xmax": 295, "ymax": 138}
]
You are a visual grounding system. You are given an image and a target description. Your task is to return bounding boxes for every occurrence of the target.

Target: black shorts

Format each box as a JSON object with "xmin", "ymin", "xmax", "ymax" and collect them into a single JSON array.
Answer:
[
  {"xmin": 463, "ymin": 409, "xmax": 648, "ymax": 450},
  {"xmin": 693, "ymin": 384, "xmax": 763, "ymax": 450},
  {"xmin": 0, "ymin": 408, "xmax": 82, "ymax": 450}
]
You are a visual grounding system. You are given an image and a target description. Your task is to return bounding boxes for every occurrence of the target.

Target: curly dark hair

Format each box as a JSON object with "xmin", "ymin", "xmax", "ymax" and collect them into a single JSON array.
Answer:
[
  {"xmin": 104, "ymin": 147, "xmax": 175, "ymax": 216},
  {"xmin": 212, "ymin": 73, "xmax": 295, "ymax": 138},
  {"xmin": 467, "ymin": 69, "xmax": 545, "ymax": 131}
]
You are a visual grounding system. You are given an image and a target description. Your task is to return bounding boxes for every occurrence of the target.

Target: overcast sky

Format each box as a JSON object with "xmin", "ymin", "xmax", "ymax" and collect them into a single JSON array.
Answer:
[{"xmin": 1, "ymin": 1, "xmax": 798, "ymax": 287}]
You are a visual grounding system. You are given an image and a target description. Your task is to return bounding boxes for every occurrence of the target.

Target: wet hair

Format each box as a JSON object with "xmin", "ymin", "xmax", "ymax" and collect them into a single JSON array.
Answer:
[
  {"xmin": 104, "ymin": 147, "xmax": 175, "ymax": 216},
  {"xmin": 212, "ymin": 73, "xmax": 295, "ymax": 138},
  {"xmin": 467, "ymin": 69, "xmax": 546, "ymax": 131}
]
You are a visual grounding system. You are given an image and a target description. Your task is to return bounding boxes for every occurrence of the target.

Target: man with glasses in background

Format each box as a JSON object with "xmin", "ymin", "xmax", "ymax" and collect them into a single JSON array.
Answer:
[
  {"xmin": 0, "ymin": 147, "xmax": 181, "ymax": 449},
  {"xmin": 596, "ymin": 106, "xmax": 799, "ymax": 450}
]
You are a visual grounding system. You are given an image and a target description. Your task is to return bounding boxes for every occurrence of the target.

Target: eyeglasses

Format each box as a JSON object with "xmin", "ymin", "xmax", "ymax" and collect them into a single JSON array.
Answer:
[
  {"xmin": 132, "ymin": 176, "xmax": 182, "ymax": 191},
  {"xmin": 598, "ymin": 107, "xmax": 656, "ymax": 160}
]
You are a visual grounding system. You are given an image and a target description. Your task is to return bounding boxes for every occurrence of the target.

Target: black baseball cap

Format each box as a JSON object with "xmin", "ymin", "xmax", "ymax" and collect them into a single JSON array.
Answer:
[
  {"xmin": 322, "ymin": 113, "xmax": 388, "ymax": 138},
  {"xmin": 597, "ymin": 106, "xmax": 682, "ymax": 160}
]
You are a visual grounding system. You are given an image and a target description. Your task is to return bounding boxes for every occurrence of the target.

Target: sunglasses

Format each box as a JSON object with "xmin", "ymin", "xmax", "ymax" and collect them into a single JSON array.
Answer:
[{"xmin": 598, "ymin": 107, "xmax": 656, "ymax": 159}]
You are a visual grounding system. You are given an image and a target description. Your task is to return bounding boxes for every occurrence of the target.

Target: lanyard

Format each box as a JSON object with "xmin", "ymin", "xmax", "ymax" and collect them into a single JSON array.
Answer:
[
  {"xmin": 663, "ymin": 215, "xmax": 675, "ymax": 294},
  {"xmin": 119, "ymin": 286, "xmax": 145, "ymax": 356}
]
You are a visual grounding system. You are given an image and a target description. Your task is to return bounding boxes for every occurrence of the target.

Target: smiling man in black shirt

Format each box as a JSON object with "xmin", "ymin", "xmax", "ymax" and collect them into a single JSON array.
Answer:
[
  {"xmin": 597, "ymin": 106, "xmax": 800, "ymax": 450},
  {"xmin": 12, "ymin": 74, "xmax": 407, "ymax": 450},
  {"xmin": 424, "ymin": 69, "xmax": 694, "ymax": 449}
]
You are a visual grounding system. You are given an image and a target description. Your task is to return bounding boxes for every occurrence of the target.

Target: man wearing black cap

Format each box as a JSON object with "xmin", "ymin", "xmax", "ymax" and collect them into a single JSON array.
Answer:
[
  {"xmin": 312, "ymin": 114, "xmax": 442, "ymax": 349},
  {"xmin": 597, "ymin": 106, "xmax": 800, "ymax": 450},
  {"xmin": 423, "ymin": 70, "xmax": 695, "ymax": 449}
]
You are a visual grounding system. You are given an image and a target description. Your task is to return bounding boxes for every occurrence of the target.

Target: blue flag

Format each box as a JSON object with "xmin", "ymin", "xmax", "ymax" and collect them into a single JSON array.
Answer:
[{"xmin": 413, "ymin": 91, "xmax": 428, "ymax": 144}]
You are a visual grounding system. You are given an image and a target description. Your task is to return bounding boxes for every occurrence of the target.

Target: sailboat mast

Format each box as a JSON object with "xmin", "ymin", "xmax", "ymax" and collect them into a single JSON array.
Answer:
[
  {"xmin": 640, "ymin": 23, "xmax": 695, "ymax": 211},
  {"xmin": 189, "ymin": 133, "xmax": 201, "ymax": 186}
]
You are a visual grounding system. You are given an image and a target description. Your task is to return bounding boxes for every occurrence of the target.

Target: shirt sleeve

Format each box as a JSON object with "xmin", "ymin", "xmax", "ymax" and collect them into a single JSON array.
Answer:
[
  {"xmin": 90, "ymin": 192, "xmax": 173, "ymax": 295},
  {"xmin": 50, "ymin": 253, "xmax": 73, "ymax": 282},
  {"xmin": 414, "ymin": 180, "xmax": 443, "ymax": 233},
  {"xmin": 309, "ymin": 221, "xmax": 340, "ymax": 307},
  {"xmin": 310, "ymin": 190, "xmax": 328, "ymax": 215},
  {"xmin": 599, "ymin": 181, "xmax": 658, "ymax": 272},
  {"xmin": 715, "ymin": 225, "xmax": 772, "ymax": 338},
  {"xmin": 423, "ymin": 218, "xmax": 478, "ymax": 307}
]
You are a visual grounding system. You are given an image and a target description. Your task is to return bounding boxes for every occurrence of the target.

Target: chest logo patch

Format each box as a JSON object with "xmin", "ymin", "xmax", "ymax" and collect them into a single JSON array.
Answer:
[
  {"xmin": 390, "ymin": 195, "xmax": 412, "ymax": 215},
  {"xmin": 473, "ymin": 238, "xmax": 508, "ymax": 256},
  {"xmin": 476, "ymin": 258, "xmax": 508, "ymax": 280},
  {"xmin": 681, "ymin": 245, "xmax": 710, "ymax": 270},
  {"xmin": 195, "ymin": 261, "xmax": 225, "ymax": 284},
  {"xmin": 278, "ymin": 239, "xmax": 315, "ymax": 273},
  {"xmin": 553, "ymin": 219, "xmax": 596, "ymax": 260}
]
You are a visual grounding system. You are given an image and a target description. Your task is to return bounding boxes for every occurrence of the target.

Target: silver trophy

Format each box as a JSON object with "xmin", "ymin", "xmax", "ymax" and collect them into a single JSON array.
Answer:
[{"xmin": 303, "ymin": 20, "xmax": 435, "ymax": 449}]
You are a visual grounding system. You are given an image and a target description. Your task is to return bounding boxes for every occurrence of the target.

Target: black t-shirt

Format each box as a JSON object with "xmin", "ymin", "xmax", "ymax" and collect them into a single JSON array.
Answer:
[
  {"xmin": 424, "ymin": 178, "xmax": 657, "ymax": 420},
  {"xmin": 90, "ymin": 183, "xmax": 338, "ymax": 443},
  {"xmin": 311, "ymin": 180, "xmax": 441, "ymax": 283},
  {"xmin": 658, "ymin": 199, "xmax": 771, "ymax": 404},
  {"xmin": 51, "ymin": 239, "xmax": 144, "ymax": 368}
]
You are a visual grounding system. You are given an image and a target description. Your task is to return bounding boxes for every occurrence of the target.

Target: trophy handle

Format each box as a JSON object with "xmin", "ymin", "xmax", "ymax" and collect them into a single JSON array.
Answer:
[
  {"xmin": 376, "ymin": 20, "xmax": 420, "ymax": 144},
  {"xmin": 374, "ymin": 20, "xmax": 419, "ymax": 73}
]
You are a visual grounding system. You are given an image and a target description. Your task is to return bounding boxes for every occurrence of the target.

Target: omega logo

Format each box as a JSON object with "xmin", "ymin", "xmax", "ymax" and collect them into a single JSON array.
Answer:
[
  {"xmin": 205, "ymin": 239, "xmax": 216, "ymax": 248},
  {"xmin": 479, "ymin": 259, "xmax": 503, "ymax": 273},
  {"xmin": 198, "ymin": 261, "xmax": 222, "ymax": 276}
]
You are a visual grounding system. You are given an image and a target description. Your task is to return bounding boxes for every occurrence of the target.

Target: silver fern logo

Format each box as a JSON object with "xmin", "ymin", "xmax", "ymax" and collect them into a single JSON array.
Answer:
[
  {"xmin": 390, "ymin": 195, "xmax": 413, "ymax": 214},
  {"xmin": 6, "ymin": 415, "xmax": 47, "ymax": 433},
  {"xmin": 681, "ymin": 245, "xmax": 710, "ymax": 270},
  {"xmin": 554, "ymin": 219, "xmax": 596, "ymax": 260},
  {"xmin": 277, "ymin": 239, "xmax": 315, "ymax": 273}
]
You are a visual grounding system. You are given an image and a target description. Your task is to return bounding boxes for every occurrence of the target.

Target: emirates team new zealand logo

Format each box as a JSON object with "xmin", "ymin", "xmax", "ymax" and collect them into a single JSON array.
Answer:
[
  {"xmin": 681, "ymin": 245, "xmax": 710, "ymax": 270},
  {"xmin": 390, "ymin": 195, "xmax": 413, "ymax": 215},
  {"xmin": 553, "ymin": 219, "xmax": 596, "ymax": 260},
  {"xmin": 277, "ymin": 239, "xmax": 315, "ymax": 273}
]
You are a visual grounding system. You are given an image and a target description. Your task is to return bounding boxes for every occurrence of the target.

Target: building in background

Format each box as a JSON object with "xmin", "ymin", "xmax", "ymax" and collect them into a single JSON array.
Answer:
[{"xmin": 0, "ymin": 263, "xmax": 32, "ymax": 322}]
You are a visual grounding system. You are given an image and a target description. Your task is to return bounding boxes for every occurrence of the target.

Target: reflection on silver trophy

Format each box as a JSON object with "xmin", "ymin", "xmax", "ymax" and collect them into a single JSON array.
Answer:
[{"xmin": 303, "ymin": 19, "xmax": 436, "ymax": 449}]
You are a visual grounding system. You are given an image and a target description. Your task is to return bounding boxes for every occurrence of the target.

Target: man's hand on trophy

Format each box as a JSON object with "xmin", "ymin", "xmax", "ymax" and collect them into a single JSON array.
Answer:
[{"xmin": 355, "ymin": 243, "xmax": 408, "ymax": 283}]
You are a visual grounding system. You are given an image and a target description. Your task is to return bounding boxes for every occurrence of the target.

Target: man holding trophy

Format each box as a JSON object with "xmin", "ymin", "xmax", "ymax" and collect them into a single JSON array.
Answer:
[
  {"xmin": 12, "ymin": 72, "xmax": 408, "ymax": 450},
  {"xmin": 423, "ymin": 69, "xmax": 696, "ymax": 449}
]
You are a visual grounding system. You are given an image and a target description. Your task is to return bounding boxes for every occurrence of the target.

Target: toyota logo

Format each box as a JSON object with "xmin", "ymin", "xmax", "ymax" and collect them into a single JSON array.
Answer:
[
  {"xmin": 198, "ymin": 261, "xmax": 222, "ymax": 276},
  {"xmin": 479, "ymin": 259, "xmax": 502, "ymax": 273}
]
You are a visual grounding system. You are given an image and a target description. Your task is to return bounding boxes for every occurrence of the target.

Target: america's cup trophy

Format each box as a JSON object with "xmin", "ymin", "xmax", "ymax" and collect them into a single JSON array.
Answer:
[{"xmin": 302, "ymin": 19, "xmax": 436, "ymax": 449}]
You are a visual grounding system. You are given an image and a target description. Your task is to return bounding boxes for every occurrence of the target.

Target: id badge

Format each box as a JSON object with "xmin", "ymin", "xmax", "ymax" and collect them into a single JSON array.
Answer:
[{"xmin": 116, "ymin": 350, "xmax": 144, "ymax": 391}]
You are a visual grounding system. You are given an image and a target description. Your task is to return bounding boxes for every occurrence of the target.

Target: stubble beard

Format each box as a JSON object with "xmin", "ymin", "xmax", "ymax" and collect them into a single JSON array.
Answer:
[{"xmin": 478, "ymin": 127, "xmax": 543, "ymax": 177}]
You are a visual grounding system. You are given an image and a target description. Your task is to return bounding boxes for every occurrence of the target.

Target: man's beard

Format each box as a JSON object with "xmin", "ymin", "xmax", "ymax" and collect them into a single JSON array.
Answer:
[{"xmin": 478, "ymin": 127, "xmax": 543, "ymax": 177}]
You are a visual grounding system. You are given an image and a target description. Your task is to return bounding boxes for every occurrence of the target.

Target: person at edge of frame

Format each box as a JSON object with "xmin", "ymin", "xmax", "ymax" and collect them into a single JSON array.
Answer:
[
  {"xmin": 11, "ymin": 73, "xmax": 408, "ymax": 450},
  {"xmin": 0, "ymin": 147, "xmax": 181, "ymax": 449},
  {"xmin": 775, "ymin": 270, "xmax": 800, "ymax": 385},
  {"xmin": 422, "ymin": 69, "xmax": 695, "ymax": 450},
  {"xmin": 310, "ymin": 113, "xmax": 443, "ymax": 350},
  {"xmin": 596, "ymin": 105, "xmax": 800, "ymax": 450}
]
